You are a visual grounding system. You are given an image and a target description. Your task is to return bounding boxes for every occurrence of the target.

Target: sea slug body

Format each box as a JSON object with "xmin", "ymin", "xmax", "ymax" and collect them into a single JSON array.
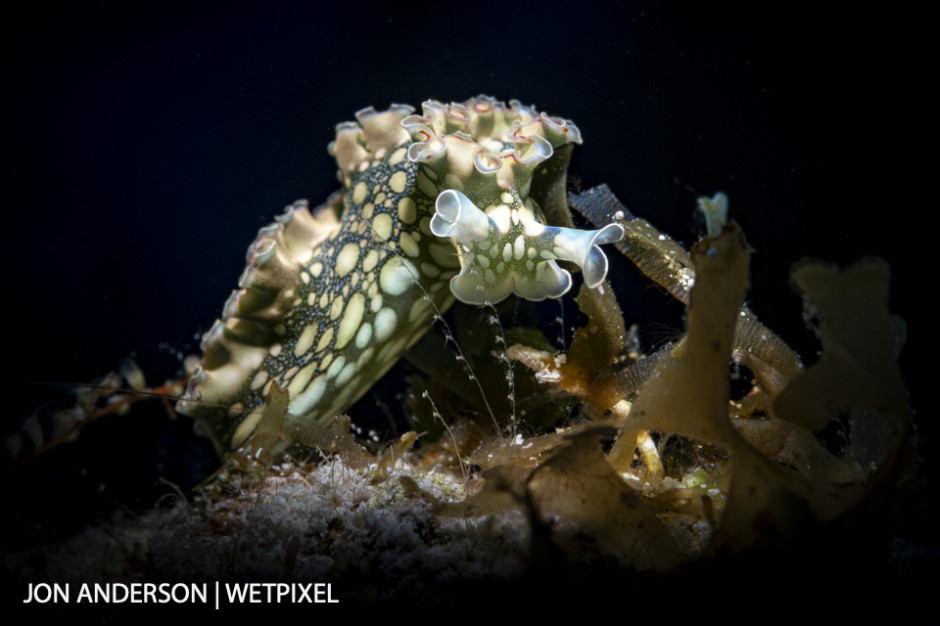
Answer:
[{"xmin": 176, "ymin": 96, "xmax": 623, "ymax": 452}]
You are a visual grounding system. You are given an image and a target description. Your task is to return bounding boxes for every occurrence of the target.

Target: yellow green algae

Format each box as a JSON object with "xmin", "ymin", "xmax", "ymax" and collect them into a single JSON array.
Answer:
[{"xmin": 2, "ymin": 186, "xmax": 918, "ymax": 612}]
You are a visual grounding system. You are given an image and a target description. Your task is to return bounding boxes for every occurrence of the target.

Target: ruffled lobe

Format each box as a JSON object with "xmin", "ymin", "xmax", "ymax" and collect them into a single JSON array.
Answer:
[
  {"xmin": 177, "ymin": 198, "xmax": 342, "ymax": 448},
  {"xmin": 402, "ymin": 95, "xmax": 581, "ymax": 196},
  {"xmin": 328, "ymin": 104, "xmax": 414, "ymax": 183}
]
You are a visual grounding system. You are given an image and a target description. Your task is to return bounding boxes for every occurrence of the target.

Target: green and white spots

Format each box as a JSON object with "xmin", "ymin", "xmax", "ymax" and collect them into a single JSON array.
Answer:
[
  {"xmin": 431, "ymin": 188, "xmax": 624, "ymax": 305},
  {"xmin": 176, "ymin": 96, "xmax": 622, "ymax": 452}
]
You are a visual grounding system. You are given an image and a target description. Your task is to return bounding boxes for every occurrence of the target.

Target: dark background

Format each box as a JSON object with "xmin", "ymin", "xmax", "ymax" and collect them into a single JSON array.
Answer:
[{"xmin": 2, "ymin": 0, "xmax": 930, "ymax": 605}]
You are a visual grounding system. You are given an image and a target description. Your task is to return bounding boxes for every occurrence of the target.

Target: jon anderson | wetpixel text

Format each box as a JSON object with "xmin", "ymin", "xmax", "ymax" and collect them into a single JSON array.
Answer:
[{"xmin": 24, "ymin": 582, "xmax": 338, "ymax": 606}]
